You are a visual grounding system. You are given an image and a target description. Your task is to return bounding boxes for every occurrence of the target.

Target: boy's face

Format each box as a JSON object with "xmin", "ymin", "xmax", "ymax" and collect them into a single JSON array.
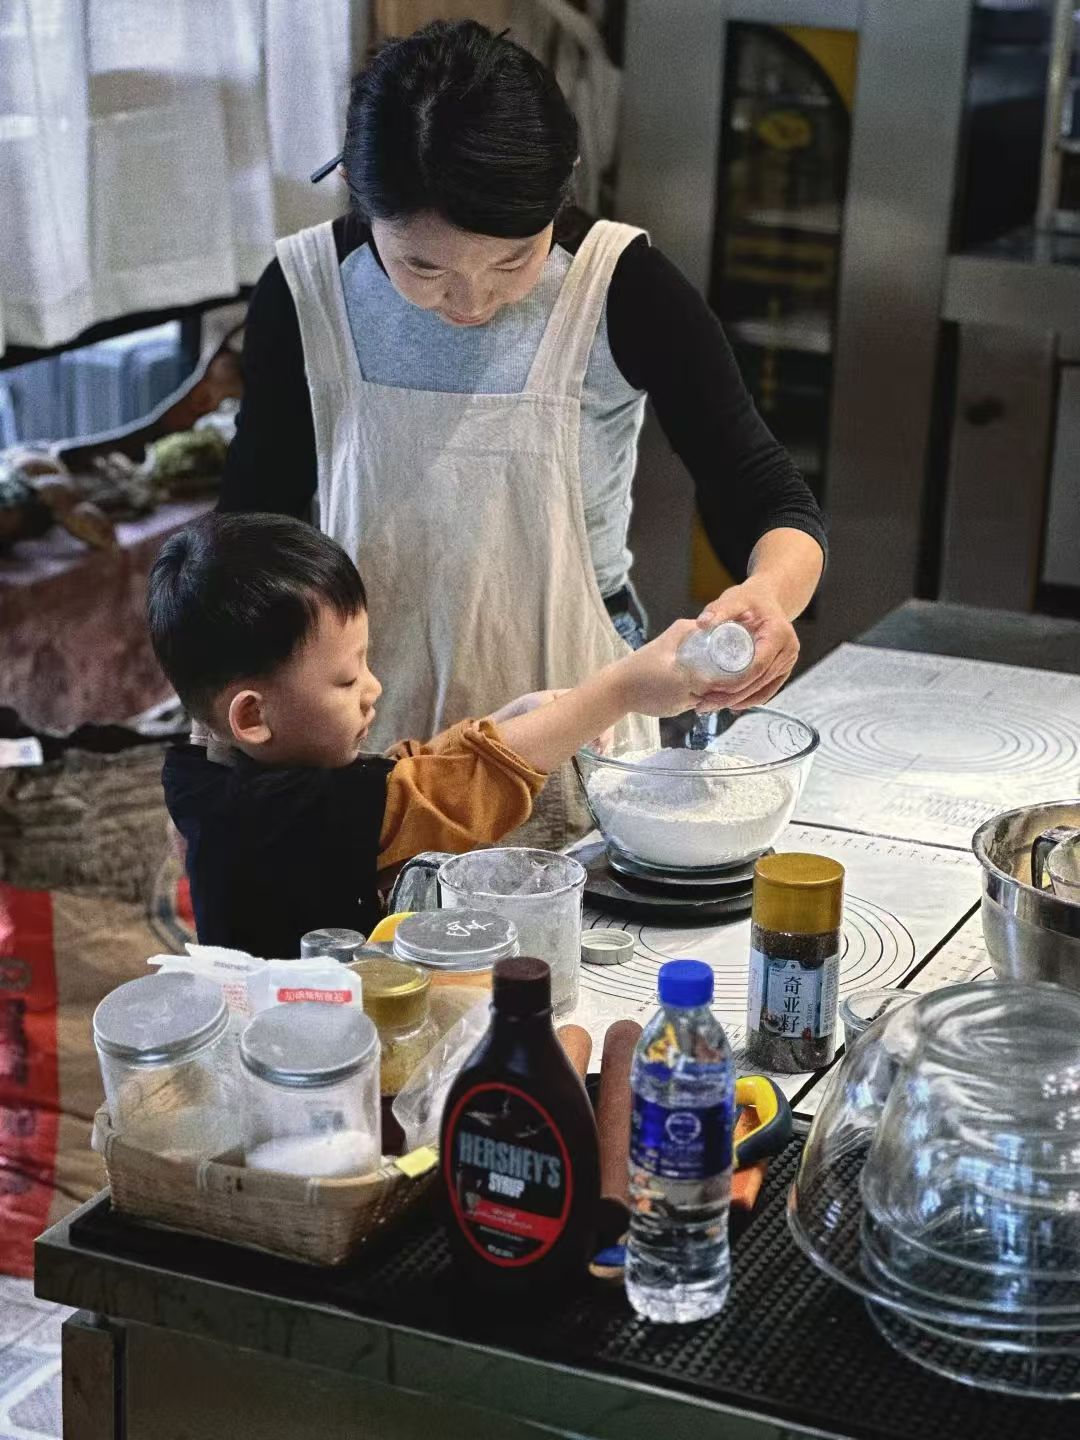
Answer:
[{"xmin": 224, "ymin": 604, "xmax": 382, "ymax": 767}]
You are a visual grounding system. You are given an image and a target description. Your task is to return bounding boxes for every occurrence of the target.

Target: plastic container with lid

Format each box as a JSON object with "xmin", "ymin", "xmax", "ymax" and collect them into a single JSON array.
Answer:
[
  {"xmin": 299, "ymin": 927, "xmax": 366, "ymax": 963},
  {"xmin": 359, "ymin": 955, "xmax": 440, "ymax": 1095},
  {"xmin": 240, "ymin": 1003, "xmax": 381, "ymax": 1177},
  {"xmin": 391, "ymin": 908, "xmax": 519, "ymax": 991},
  {"xmin": 93, "ymin": 972, "xmax": 240, "ymax": 1159}
]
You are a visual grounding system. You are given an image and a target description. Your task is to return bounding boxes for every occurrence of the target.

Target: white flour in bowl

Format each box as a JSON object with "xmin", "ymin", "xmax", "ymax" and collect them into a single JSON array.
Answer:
[{"xmin": 586, "ymin": 749, "xmax": 795, "ymax": 869}]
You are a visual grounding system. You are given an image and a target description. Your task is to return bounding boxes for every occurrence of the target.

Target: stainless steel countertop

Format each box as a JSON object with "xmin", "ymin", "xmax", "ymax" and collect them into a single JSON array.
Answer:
[{"xmin": 943, "ymin": 225, "xmax": 1080, "ymax": 333}]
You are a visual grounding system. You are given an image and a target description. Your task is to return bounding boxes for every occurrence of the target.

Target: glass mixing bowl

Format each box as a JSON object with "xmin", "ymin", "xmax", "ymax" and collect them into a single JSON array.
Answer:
[
  {"xmin": 839, "ymin": 988, "xmax": 916, "ymax": 1047},
  {"xmin": 860, "ymin": 983, "xmax": 1080, "ymax": 1322},
  {"xmin": 574, "ymin": 707, "xmax": 818, "ymax": 873},
  {"xmin": 787, "ymin": 981, "xmax": 1080, "ymax": 1396}
]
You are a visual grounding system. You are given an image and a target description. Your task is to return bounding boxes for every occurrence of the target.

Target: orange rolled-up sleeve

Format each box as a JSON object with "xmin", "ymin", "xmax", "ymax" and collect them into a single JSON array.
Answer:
[{"xmin": 378, "ymin": 720, "xmax": 547, "ymax": 872}]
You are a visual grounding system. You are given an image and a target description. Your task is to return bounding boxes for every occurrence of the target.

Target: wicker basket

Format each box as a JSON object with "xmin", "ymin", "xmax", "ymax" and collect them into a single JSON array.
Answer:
[{"xmin": 92, "ymin": 1108, "xmax": 438, "ymax": 1266}]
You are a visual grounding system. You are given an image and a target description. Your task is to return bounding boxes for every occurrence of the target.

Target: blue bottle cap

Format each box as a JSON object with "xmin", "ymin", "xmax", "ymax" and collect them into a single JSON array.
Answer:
[{"xmin": 658, "ymin": 959, "xmax": 714, "ymax": 1008}]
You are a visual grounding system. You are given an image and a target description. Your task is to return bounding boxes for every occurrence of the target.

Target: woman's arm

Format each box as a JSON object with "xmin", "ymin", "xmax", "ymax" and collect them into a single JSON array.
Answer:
[
  {"xmin": 606, "ymin": 238, "xmax": 828, "ymax": 579},
  {"xmin": 607, "ymin": 239, "xmax": 827, "ymax": 708},
  {"xmin": 217, "ymin": 258, "xmax": 319, "ymax": 518}
]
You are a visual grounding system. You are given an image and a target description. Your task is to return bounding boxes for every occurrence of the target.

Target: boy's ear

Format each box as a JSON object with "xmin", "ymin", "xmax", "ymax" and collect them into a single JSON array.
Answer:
[{"xmin": 227, "ymin": 689, "xmax": 272, "ymax": 747}]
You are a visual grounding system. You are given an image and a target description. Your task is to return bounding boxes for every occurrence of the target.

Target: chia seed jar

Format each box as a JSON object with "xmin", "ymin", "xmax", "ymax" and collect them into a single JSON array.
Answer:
[{"xmin": 744, "ymin": 853, "xmax": 844, "ymax": 1073}]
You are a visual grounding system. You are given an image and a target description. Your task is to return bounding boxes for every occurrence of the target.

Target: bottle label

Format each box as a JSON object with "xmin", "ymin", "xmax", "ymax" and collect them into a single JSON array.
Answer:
[
  {"xmin": 444, "ymin": 1082, "xmax": 572, "ymax": 1268},
  {"xmin": 747, "ymin": 948, "xmax": 839, "ymax": 1039},
  {"xmin": 630, "ymin": 1093, "xmax": 732, "ymax": 1181}
]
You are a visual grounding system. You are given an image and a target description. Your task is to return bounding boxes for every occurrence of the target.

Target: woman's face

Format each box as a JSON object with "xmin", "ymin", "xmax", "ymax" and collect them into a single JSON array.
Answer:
[{"xmin": 371, "ymin": 213, "xmax": 553, "ymax": 328}]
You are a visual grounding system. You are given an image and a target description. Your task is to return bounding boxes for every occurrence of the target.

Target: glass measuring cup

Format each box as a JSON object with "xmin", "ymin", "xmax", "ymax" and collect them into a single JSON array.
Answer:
[{"xmin": 388, "ymin": 848, "xmax": 587, "ymax": 1017}]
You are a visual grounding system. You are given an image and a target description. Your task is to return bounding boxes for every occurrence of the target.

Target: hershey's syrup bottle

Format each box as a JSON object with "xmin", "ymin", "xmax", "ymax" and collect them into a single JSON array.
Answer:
[{"xmin": 440, "ymin": 956, "xmax": 599, "ymax": 1294}]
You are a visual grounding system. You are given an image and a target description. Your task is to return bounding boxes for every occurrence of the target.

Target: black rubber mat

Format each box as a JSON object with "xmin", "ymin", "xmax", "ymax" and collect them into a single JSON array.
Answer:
[{"xmin": 68, "ymin": 1142, "xmax": 1080, "ymax": 1438}]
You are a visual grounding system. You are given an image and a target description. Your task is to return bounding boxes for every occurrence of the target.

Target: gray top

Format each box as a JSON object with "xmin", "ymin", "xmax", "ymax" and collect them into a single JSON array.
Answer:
[
  {"xmin": 392, "ymin": 909, "xmax": 519, "ymax": 971},
  {"xmin": 240, "ymin": 1004, "xmax": 378, "ymax": 1089},
  {"xmin": 93, "ymin": 972, "xmax": 227, "ymax": 1065},
  {"xmin": 342, "ymin": 244, "xmax": 645, "ymax": 600},
  {"xmin": 299, "ymin": 928, "xmax": 367, "ymax": 963}
]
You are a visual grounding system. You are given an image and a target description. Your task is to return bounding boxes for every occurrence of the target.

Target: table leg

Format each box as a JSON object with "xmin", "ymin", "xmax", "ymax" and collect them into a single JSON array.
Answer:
[{"xmin": 62, "ymin": 1311, "xmax": 120, "ymax": 1440}]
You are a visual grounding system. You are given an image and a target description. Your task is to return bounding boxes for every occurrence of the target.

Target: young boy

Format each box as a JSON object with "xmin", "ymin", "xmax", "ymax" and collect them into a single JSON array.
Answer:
[{"xmin": 148, "ymin": 513, "xmax": 710, "ymax": 957}]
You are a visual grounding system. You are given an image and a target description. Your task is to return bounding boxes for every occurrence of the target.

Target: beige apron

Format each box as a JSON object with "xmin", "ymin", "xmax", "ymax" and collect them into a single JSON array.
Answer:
[{"xmin": 277, "ymin": 219, "xmax": 657, "ymax": 847}]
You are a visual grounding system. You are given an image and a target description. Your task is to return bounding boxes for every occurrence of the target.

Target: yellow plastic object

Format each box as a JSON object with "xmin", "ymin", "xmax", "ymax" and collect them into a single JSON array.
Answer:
[
  {"xmin": 395, "ymin": 1146, "xmax": 438, "ymax": 1179},
  {"xmin": 367, "ymin": 911, "xmax": 414, "ymax": 945},
  {"xmin": 733, "ymin": 1074, "xmax": 792, "ymax": 1167}
]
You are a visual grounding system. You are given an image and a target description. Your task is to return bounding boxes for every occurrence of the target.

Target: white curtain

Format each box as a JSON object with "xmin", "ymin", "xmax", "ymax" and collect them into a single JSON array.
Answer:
[{"xmin": 0, "ymin": 0, "xmax": 367, "ymax": 354}]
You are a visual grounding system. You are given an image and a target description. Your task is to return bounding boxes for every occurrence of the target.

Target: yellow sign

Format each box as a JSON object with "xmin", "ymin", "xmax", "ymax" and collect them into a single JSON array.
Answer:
[{"xmin": 755, "ymin": 110, "xmax": 813, "ymax": 151}]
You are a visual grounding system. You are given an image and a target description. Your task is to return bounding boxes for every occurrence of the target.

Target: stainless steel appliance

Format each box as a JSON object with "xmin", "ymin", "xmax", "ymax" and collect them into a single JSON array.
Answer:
[
  {"xmin": 618, "ymin": 0, "xmax": 974, "ymax": 657},
  {"xmin": 973, "ymin": 799, "xmax": 1080, "ymax": 990}
]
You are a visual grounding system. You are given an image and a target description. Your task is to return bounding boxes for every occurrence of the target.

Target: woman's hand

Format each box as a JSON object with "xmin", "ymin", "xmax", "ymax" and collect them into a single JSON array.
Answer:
[{"xmin": 693, "ymin": 576, "xmax": 800, "ymax": 712}]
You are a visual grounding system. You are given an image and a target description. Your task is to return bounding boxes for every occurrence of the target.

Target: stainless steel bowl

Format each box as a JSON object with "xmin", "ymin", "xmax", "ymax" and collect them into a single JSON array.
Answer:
[{"xmin": 973, "ymin": 800, "xmax": 1080, "ymax": 992}]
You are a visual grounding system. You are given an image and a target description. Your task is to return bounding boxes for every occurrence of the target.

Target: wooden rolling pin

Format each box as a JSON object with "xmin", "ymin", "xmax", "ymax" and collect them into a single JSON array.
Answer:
[
  {"xmin": 556, "ymin": 1024, "xmax": 593, "ymax": 1081},
  {"xmin": 596, "ymin": 1020, "xmax": 642, "ymax": 1208}
]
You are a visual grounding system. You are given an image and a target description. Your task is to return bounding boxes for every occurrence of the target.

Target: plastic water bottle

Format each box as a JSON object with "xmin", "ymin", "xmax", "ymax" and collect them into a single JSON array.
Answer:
[{"xmin": 626, "ymin": 959, "xmax": 735, "ymax": 1323}]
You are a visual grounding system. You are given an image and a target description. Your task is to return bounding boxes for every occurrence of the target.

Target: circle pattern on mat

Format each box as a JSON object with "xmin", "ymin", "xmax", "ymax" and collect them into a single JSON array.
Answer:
[
  {"xmin": 801, "ymin": 694, "xmax": 1080, "ymax": 781},
  {"xmin": 581, "ymin": 895, "xmax": 916, "ymax": 1051}
]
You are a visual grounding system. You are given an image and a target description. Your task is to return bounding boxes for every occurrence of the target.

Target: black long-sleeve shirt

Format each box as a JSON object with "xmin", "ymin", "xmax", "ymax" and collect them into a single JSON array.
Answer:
[{"xmin": 220, "ymin": 212, "xmax": 827, "ymax": 584}]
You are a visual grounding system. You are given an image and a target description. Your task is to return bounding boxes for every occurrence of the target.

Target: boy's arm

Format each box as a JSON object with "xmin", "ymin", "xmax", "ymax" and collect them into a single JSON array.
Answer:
[
  {"xmin": 378, "ymin": 619, "xmax": 713, "ymax": 869},
  {"xmin": 378, "ymin": 720, "xmax": 547, "ymax": 871},
  {"xmin": 494, "ymin": 619, "xmax": 704, "ymax": 775}
]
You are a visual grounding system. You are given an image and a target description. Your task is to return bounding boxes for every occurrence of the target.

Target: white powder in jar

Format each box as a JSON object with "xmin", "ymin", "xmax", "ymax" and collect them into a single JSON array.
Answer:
[
  {"xmin": 586, "ymin": 749, "xmax": 794, "ymax": 869},
  {"xmin": 245, "ymin": 1130, "xmax": 379, "ymax": 1178}
]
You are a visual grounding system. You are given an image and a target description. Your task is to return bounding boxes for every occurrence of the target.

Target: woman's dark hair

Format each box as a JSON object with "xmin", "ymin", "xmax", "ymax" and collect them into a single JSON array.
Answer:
[
  {"xmin": 343, "ymin": 20, "xmax": 578, "ymax": 238},
  {"xmin": 148, "ymin": 513, "xmax": 367, "ymax": 720}
]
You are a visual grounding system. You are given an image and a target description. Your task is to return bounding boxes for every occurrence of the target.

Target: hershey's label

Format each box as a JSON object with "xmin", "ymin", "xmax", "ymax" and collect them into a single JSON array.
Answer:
[{"xmin": 445, "ymin": 1083, "xmax": 571, "ymax": 1267}]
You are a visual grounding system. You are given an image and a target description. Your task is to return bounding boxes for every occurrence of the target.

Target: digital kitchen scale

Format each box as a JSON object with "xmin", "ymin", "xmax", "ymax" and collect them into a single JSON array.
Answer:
[{"xmin": 571, "ymin": 838, "xmax": 758, "ymax": 923}]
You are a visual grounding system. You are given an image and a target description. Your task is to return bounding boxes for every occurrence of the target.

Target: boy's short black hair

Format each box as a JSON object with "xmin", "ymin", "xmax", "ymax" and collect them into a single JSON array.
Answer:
[{"xmin": 148, "ymin": 513, "xmax": 367, "ymax": 720}]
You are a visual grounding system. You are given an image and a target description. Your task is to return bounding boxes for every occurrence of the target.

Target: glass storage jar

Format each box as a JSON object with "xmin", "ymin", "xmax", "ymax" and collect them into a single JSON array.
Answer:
[
  {"xmin": 359, "ymin": 956, "xmax": 440, "ymax": 1096},
  {"xmin": 240, "ymin": 1003, "xmax": 380, "ymax": 1177},
  {"xmin": 391, "ymin": 908, "xmax": 519, "ymax": 992},
  {"xmin": 744, "ymin": 852, "xmax": 845, "ymax": 1073},
  {"xmin": 93, "ymin": 972, "xmax": 239, "ymax": 1159}
]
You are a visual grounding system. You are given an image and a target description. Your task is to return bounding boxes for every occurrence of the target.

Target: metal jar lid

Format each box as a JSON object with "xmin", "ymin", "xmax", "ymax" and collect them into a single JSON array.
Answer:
[
  {"xmin": 752, "ymin": 853, "xmax": 845, "ymax": 935},
  {"xmin": 706, "ymin": 621, "xmax": 756, "ymax": 676},
  {"xmin": 360, "ymin": 956, "xmax": 431, "ymax": 1030},
  {"xmin": 93, "ymin": 972, "xmax": 228, "ymax": 1066},
  {"xmin": 300, "ymin": 927, "xmax": 366, "ymax": 963},
  {"xmin": 392, "ymin": 908, "xmax": 519, "ymax": 971},
  {"xmin": 581, "ymin": 929, "xmax": 635, "ymax": 966},
  {"xmin": 240, "ymin": 1004, "xmax": 379, "ymax": 1089}
]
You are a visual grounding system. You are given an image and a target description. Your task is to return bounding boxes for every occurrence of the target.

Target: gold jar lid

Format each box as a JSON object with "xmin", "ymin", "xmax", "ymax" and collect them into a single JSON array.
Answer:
[
  {"xmin": 752, "ymin": 853, "xmax": 844, "ymax": 935},
  {"xmin": 353, "ymin": 956, "xmax": 431, "ymax": 1029}
]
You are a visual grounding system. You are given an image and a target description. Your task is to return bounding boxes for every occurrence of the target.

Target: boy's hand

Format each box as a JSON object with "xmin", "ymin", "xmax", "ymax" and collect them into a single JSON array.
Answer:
[{"xmin": 616, "ymin": 620, "xmax": 713, "ymax": 717}]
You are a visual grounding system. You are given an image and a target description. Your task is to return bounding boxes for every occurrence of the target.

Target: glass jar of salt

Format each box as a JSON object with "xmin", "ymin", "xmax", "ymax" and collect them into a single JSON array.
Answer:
[
  {"xmin": 677, "ymin": 621, "xmax": 755, "ymax": 681},
  {"xmin": 240, "ymin": 1003, "xmax": 381, "ymax": 1177},
  {"xmin": 744, "ymin": 853, "xmax": 844, "ymax": 1074}
]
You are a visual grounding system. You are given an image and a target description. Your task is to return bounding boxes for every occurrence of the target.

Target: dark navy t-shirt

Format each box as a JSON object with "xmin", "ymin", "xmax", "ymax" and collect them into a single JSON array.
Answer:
[{"xmin": 163, "ymin": 744, "xmax": 393, "ymax": 958}]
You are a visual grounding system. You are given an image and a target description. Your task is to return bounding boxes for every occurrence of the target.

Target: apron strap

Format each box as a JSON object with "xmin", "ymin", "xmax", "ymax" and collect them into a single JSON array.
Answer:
[
  {"xmin": 525, "ymin": 220, "xmax": 647, "ymax": 399},
  {"xmin": 276, "ymin": 222, "xmax": 362, "ymax": 388}
]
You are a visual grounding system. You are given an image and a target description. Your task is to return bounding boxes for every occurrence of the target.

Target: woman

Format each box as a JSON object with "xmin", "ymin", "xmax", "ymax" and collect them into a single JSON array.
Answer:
[{"xmin": 220, "ymin": 20, "xmax": 826, "ymax": 842}]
